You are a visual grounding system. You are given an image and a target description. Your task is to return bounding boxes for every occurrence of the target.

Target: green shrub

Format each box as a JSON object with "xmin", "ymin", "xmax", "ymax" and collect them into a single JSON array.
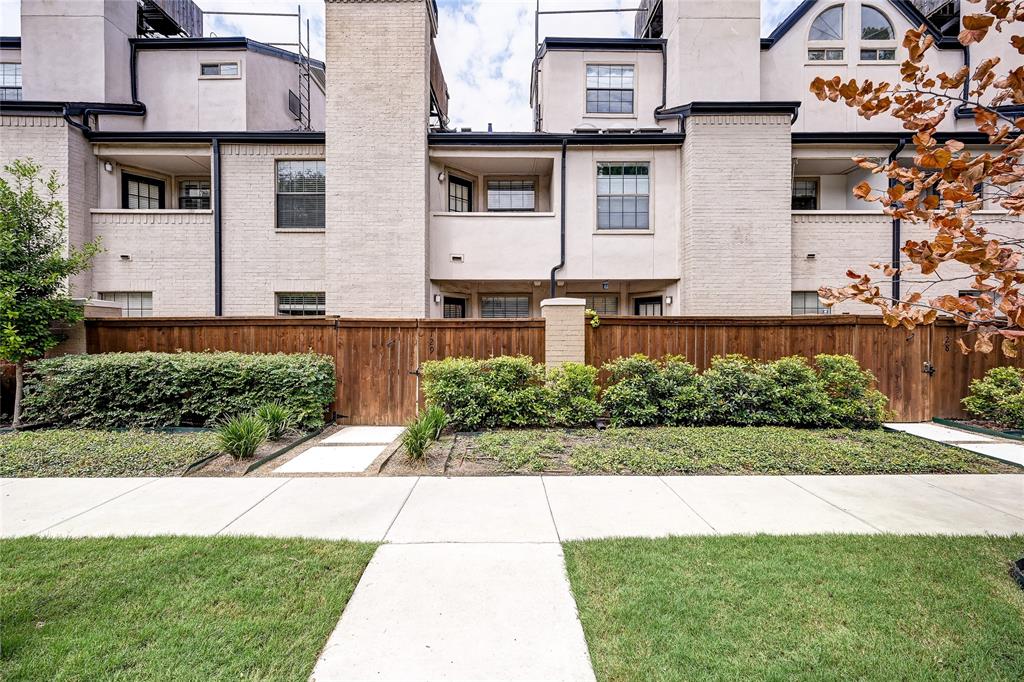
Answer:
[
  {"xmin": 758, "ymin": 356, "xmax": 830, "ymax": 426},
  {"xmin": 403, "ymin": 405, "xmax": 449, "ymax": 460},
  {"xmin": 421, "ymin": 357, "xmax": 491, "ymax": 430},
  {"xmin": 481, "ymin": 356, "xmax": 551, "ymax": 427},
  {"xmin": 962, "ymin": 366, "xmax": 1024, "ymax": 428},
  {"xmin": 815, "ymin": 354, "xmax": 888, "ymax": 428},
  {"xmin": 215, "ymin": 413, "xmax": 268, "ymax": 459},
  {"xmin": 548, "ymin": 362, "xmax": 601, "ymax": 427},
  {"xmin": 601, "ymin": 355, "xmax": 664, "ymax": 427},
  {"xmin": 21, "ymin": 351, "xmax": 335, "ymax": 429},
  {"xmin": 695, "ymin": 355, "xmax": 770, "ymax": 425},
  {"xmin": 659, "ymin": 356, "xmax": 701, "ymax": 425},
  {"xmin": 254, "ymin": 402, "xmax": 295, "ymax": 440}
]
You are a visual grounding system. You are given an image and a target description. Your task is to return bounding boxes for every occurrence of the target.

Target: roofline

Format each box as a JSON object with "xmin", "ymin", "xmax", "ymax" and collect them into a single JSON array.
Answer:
[
  {"xmin": 0, "ymin": 36, "xmax": 20, "ymax": 49},
  {"xmin": 428, "ymin": 131, "xmax": 684, "ymax": 146},
  {"xmin": 792, "ymin": 131, "xmax": 1007, "ymax": 145},
  {"xmin": 760, "ymin": 0, "xmax": 961, "ymax": 51},
  {"xmin": 130, "ymin": 37, "xmax": 326, "ymax": 70},
  {"xmin": 539, "ymin": 37, "xmax": 666, "ymax": 58},
  {"xmin": 657, "ymin": 101, "xmax": 801, "ymax": 122},
  {"xmin": 84, "ymin": 130, "xmax": 326, "ymax": 144},
  {"xmin": 0, "ymin": 100, "xmax": 145, "ymax": 115}
]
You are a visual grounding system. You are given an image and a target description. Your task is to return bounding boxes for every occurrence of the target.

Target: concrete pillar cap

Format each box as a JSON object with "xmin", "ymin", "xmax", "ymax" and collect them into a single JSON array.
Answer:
[{"xmin": 540, "ymin": 297, "xmax": 586, "ymax": 307}]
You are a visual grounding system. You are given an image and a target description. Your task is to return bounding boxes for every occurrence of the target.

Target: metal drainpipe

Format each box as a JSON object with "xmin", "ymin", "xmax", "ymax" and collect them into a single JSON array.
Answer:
[
  {"xmin": 888, "ymin": 137, "xmax": 908, "ymax": 301},
  {"xmin": 213, "ymin": 138, "xmax": 223, "ymax": 316},
  {"xmin": 549, "ymin": 138, "xmax": 567, "ymax": 298}
]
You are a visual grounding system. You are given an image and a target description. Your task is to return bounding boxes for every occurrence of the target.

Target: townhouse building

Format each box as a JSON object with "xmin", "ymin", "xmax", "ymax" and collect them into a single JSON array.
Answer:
[{"xmin": 0, "ymin": 0, "xmax": 1019, "ymax": 319}]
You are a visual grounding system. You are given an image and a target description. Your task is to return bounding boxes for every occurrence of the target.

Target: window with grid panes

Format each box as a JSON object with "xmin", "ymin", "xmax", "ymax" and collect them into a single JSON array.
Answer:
[
  {"xmin": 99, "ymin": 292, "xmax": 153, "ymax": 317},
  {"xmin": 276, "ymin": 160, "xmax": 325, "ymax": 229},
  {"xmin": 487, "ymin": 179, "xmax": 535, "ymax": 211},
  {"xmin": 480, "ymin": 295, "xmax": 530, "ymax": 318},
  {"xmin": 791, "ymin": 291, "xmax": 831, "ymax": 315},
  {"xmin": 597, "ymin": 162, "xmax": 649, "ymax": 229},
  {"xmin": 586, "ymin": 65, "xmax": 634, "ymax": 114},
  {"xmin": 448, "ymin": 175, "xmax": 473, "ymax": 212},
  {"xmin": 122, "ymin": 174, "xmax": 164, "ymax": 209},
  {"xmin": 792, "ymin": 178, "xmax": 819, "ymax": 210},
  {"xmin": 578, "ymin": 294, "xmax": 619, "ymax": 315},
  {"xmin": 275, "ymin": 292, "xmax": 326, "ymax": 316},
  {"xmin": 633, "ymin": 296, "xmax": 663, "ymax": 316},
  {"xmin": 179, "ymin": 179, "xmax": 211, "ymax": 210},
  {"xmin": 0, "ymin": 63, "xmax": 21, "ymax": 100}
]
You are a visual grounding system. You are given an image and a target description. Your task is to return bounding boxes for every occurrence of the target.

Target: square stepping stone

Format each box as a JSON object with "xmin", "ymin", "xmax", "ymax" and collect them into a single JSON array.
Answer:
[
  {"xmin": 273, "ymin": 445, "xmax": 386, "ymax": 474},
  {"xmin": 885, "ymin": 422, "xmax": 994, "ymax": 443},
  {"xmin": 321, "ymin": 426, "xmax": 405, "ymax": 445},
  {"xmin": 311, "ymin": 543, "xmax": 595, "ymax": 682},
  {"xmin": 957, "ymin": 442, "xmax": 1024, "ymax": 468},
  {"xmin": 544, "ymin": 476, "xmax": 714, "ymax": 539}
]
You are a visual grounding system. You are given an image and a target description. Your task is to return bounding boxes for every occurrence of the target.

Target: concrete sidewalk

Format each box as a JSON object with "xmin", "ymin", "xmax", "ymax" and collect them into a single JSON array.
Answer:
[{"xmin": 2, "ymin": 474, "xmax": 1021, "ymax": 539}]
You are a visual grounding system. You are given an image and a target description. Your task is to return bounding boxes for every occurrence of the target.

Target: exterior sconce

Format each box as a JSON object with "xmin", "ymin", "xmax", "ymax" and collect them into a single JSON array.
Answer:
[
  {"xmin": 437, "ymin": 171, "xmax": 445, "ymax": 183},
  {"xmin": 103, "ymin": 161, "xmax": 114, "ymax": 172},
  {"xmin": 665, "ymin": 296, "xmax": 673, "ymax": 305},
  {"xmin": 433, "ymin": 294, "xmax": 442, "ymax": 304},
  {"xmin": 601, "ymin": 281, "xmax": 609, "ymax": 290}
]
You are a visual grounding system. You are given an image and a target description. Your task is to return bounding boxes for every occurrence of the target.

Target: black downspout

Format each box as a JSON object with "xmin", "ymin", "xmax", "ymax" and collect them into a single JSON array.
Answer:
[
  {"xmin": 549, "ymin": 138, "xmax": 567, "ymax": 298},
  {"xmin": 888, "ymin": 137, "xmax": 908, "ymax": 301},
  {"xmin": 212, "ymin": 138, "xmax": 223, "ymax": 316}
]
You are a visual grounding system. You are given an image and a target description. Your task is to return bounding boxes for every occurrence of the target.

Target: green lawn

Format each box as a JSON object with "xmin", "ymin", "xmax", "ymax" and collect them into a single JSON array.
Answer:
[
  {"xmin": 0, "ymin": 429, "xmax": 218, "ymax": 477},
  {"xmin": 470, "ymin": 426, "xmax": 1017, "ymax": 474},
  {"xmin": 1, "ymin": 537, "xmax": 377, "ymax": 680},
  {"xmin": 564, "ymin": 535, "xmax": 1024, "ymax": 681}
]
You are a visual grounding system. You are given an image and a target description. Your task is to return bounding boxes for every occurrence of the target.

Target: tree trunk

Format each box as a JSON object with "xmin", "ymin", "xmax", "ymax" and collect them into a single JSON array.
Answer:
[{"xmin": 12, "ymin": 360, "xmax": 24, "ymax": 428}]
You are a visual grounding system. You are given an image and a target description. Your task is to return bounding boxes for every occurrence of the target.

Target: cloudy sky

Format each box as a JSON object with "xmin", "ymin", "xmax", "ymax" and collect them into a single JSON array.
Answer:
[{"xmin": 0, "ymin": 0, "xmax": 803, "ymax": 130}]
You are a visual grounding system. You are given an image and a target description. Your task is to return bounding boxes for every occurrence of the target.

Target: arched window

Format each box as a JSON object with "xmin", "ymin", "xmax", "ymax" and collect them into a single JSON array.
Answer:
[
  {"xmin": 808, "ymin": 6, "xmax": 844, "ymax": 62},
  {"xmin": 860, "ymin": 6, "xmax": 896, "ymax": 61}
]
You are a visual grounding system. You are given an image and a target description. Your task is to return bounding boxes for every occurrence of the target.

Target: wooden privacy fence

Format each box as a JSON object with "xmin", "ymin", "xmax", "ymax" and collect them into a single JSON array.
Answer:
[
  {"xmin": 586, "ymin": 315, "xmax": 1022, "ymax": 423},
  {"xmin": 86, "ymin": 317, "xmax": 544, "ymax": 425},
  {"xmin": 86, "ymin": 314, "xmax": 1019, "ymax": 424}
]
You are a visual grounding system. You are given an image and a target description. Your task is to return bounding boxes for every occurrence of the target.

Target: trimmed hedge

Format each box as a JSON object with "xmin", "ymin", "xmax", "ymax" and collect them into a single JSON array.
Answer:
[
  {"xmin": 962, "ymin": 366, "xmax": 1024, "ymax": 428},
  {"xmin": 22, "ymin": 351, "xmax": 335, "ymax": 429},
  {"xmin": 422, "ymin": 353, "xmax": 888, "ymax": 430}
]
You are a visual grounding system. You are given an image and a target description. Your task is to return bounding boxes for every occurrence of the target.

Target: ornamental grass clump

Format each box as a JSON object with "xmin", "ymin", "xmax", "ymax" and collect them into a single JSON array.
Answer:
[
  {"xmin": 215, "ymin": 413, "xmax": 269, "ymax": 460},
  {"xmin": 403, "ymin": 405, "xmax": 449, "ymax": 460},
  {"xmin": 254, "ymin": 402, "xmax": 296, "ymax": 441}
]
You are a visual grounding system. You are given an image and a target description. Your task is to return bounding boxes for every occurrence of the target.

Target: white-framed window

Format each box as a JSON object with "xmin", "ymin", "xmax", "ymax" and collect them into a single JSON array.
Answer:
[
  {"xmin": 597, "ymin": 162, "xmax": 650, "ymax": 230},
  {"xmin": 575, "ymin": 294, "xmax": 619, "ymax": 316},
  {"xmin": 200, "ymin": 62, "xmax": 240, "ymax": 78},
  {"xmin": 0, "ymin": 62, "xmax": 21, "ymax": 101},
  {"xmin": 276, "ymin": 160, "xmax": 325, "ymax": 229},
  {"xmin": 487, "ymin": 179, "xmax": 535, "ymax": 211},
  {"xmin": 860, "ymin": 6, "xmax": 896, "ymax": 61},
  {"xmin": 791, "ymin": 291, "xmax": 831, "ymax": 315},
  {"xmin": 276, "ymin": 292, "xmax": 325, "ymax": 316},
  {"xmin": 807, "ymin": 5, "xmax": 844, "ymax": 62},
  {"xmin": 99, "ymin": 292, "xmax": 153, "ymax": 317},
  {"xmin": 586, "ymin": 64, "xmax": 634, "ymax": 114},
  {"xmin": 178, "ymin": 179, "xmax": 211, "ymax": 210},
  {"xmin": 480, "ymin": 295, "xmax": 530, "ymax": 318}
]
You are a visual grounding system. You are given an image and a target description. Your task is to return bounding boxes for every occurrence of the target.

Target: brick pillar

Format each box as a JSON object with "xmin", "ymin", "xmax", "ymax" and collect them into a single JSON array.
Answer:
[{"xmin": 541, "ymin": 297, "xmax": 586, "ymax": 369}]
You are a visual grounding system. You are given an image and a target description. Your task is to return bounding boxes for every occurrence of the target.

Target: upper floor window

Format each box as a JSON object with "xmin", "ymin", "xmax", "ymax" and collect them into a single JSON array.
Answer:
[
  {"xmin": 487, "ymin": 179, "xmax": 535, "ymax": 211},
  {"xmin": 860, "ymin": 6, "xmax": 896, "ymax": 61},
  {"xmin": 0, "ymin": 63, "xmax": 21, "ymax": 101},
  {"xmin": 586, "ymin": 65, "xmax": 634, "ymax": 114},
  {"xmin": 808, "ymin": 6, "xmax": 844, "ymax": 62},
  {"xmin": 179, "ymin": 179, "xmax": 211, "ymax": 210},
  {"xmin": 122, "ymin": 173, "xmax": 164, "ymax": 210},
  {"xmin": 276, "ymin": 160, "xmax": 325, "ymax": 229},
  {"xmin": 597, "ymin": 162, "xmax": 650, "ymax": 230},
  {"xmin": 448, "ymin": 175, "xmax": 473, "ymax": 212},
  {"xmin": 792, "ymin": 178, "xmax": 819, "ymax": 210},
  {"xmin": 200, "ymin": 62, "xmax": 240, "ymax": 78}
]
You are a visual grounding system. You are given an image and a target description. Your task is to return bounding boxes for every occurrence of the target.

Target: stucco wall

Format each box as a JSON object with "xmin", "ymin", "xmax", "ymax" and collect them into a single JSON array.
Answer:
[{"xmin": 324, "ymin": 0, "xmax": 432, "ymax": 317}]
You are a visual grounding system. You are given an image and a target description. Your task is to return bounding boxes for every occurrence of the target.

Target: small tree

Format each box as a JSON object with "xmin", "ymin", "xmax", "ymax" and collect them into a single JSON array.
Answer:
[
  {"xmin": 1, "ymin": 159, "xmax": 100, "ymax": 426},
  {"xmin": 810, "ymin": 0, "xmax": 1023, "ymax": 354}
]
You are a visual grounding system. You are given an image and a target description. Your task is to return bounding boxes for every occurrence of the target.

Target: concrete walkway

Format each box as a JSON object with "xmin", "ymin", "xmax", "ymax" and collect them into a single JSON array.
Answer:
[
  {"xmin": 3, "ymin": 474, "xmax": 1021, "ymax": 681},
  {"xmin": 886, "ymin": 421, "xmax": 1024, "ymax": 467}
]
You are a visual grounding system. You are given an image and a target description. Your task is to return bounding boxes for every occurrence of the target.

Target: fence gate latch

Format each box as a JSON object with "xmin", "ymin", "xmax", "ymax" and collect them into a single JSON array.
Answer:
[{"xmin": 922, "ymin": 361, "xmax": 936, "ymax": 376}]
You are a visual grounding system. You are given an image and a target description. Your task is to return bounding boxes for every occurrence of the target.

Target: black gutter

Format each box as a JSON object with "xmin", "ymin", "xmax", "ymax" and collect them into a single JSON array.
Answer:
[
  {"xmin": 85, "ymin": 130, "xmax": 326, "ymax": 143},
  {"xmin": 792, "ymin": 131, "xmax": 1009, "ymax": 144},
  {"xmin": 550, "ymin": 138, "xmax": 567, "ymax": 299},
  {"xmin": 656, "ymin": 101, "xmax": 802, "ymax": 130},
  {"xmin": 428, "ymin": 131, "xmax": 684, "ymax": 146},
  {"xmin": 887, "ymin": 137, "xmax": 909, "ymax": 301},
  {"xmin": 539, "ymin": 36, "xmax": 665, "ymax": 58},
  {"xmin": 130, "ymin": 37, "xmax": 326, "ymax": 70},
  {"xmin": 212, "ymin": 139, "xmax": 223, "ymax": 316}
]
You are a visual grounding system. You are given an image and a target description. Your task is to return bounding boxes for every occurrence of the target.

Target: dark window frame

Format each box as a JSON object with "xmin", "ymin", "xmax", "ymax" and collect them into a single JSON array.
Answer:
[
  {"xmin": 480, "ymin": 294, "xmax": 531, "ymax": 319},
  {"xmin": 275, "ymin": 292, "xmax": 326, "ymax": 316},
  {"xmin": 792, "ymin": 177, "xmax": 820, "ymax": 210},
  {"xmin": 633, "ymin": 296, "xmax": 663, "ymax": 316},
  {"xmin": 585, "ymin": 64, "xmax": 635, "ymax": 115},
  {"xmin": 276, "ymin": 159, "xmax": 326, "ymax": 230},
  {"xmin": 121, "ymin": 172, "xmax": 165, "ymax": 210},
  {"xmin": 486, "ymin": 178, "xmax": 536, "ymax": 212},
  {"xmin": 442, "ymin": 296, "xmax": 467, "ymax": 319},
  {"xmin": 178, "ymin": 178, "xmax": 211, "ymax": 210},
  {"xmin": 791, "ymin": 291, "xmax": 831, "ymax": 315},
  {"xmin": 448, "ymin": 175, "xmax": 473, "ymax": 212},
  {"xmin": 597, "ymin": 162, "xmax": 651, "ymax": 230}
]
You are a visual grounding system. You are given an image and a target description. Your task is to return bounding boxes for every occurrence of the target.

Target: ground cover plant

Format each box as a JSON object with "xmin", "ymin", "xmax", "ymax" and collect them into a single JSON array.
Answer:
[
  {"xmin": 0, "ymin": 536, "xmax": 377, "ymax": 680},
  {"xmin": 564, "ymin": 535, "xmax": 1024, "ymax": 681},
  {"xmin": 449, "ymin": 426, "xmax": 1016, "ymax": 475},
  {"xmin": 0, "ymin": 429, "xmax": 218, "ymax": 477},
  {"xmin": 21, "ymin": 351, "xmax": 335, "ymax": 429}
]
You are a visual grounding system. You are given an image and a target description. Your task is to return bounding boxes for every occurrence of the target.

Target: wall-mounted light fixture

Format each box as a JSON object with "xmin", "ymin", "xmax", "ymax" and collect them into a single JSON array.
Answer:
[
  {"xmin": 601, "ymin": 280, "xmax": 609, "ymax": 290},
  {"xmin": 665, "ymin": 296, "xmax": 673, "ymax": 305},
  {"xmin": 119, "ymin": 254, "xmax": 131, "ymax": 261},
  {"xmin": 103, "ymin": 161, "xmax": 114, "ymax": 173},
  {"xmin": 437, "ymin": 171, "xmax": 445, "ymax": 183},
  {"xmin": 433, "ymin": 294, "xmax": 442, "ymax": 304}
]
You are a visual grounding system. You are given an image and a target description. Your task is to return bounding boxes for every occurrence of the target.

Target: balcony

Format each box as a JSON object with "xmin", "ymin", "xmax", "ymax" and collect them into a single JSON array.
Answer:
[{"xmin": 430, "ymin": 211, "xmax": 559, "ymax": 280}]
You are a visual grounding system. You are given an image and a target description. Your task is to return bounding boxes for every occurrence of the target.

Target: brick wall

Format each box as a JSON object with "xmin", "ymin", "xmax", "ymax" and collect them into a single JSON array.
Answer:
[
  {"xmin": 324, "ymin": 0, "xmax": 431, "ymax": 317},
  {"xmin": 220, "ymin": 143, "xmax": 327, "ymax": 315},
  {"xmin": 681, "ymin": 114, "xmax": 792, "ymax": 315}
]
